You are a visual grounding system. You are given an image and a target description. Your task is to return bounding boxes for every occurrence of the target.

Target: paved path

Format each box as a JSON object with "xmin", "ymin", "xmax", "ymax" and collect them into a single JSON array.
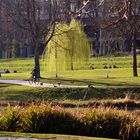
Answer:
[{"xmin": 0, "ymin": 80, "xmax": 88, "ymax": 88}]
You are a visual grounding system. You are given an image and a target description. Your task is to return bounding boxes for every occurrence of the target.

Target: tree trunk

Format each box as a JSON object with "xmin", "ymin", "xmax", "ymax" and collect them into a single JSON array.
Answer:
[
  {"xmin": 71, "ymin": 36, "xmax": 74, "ymax": 71},
  {"xmin": 55, "ymin": 45, "xmax": 58, "ymax": 78},
  {"xmin": 132, "ymin": 32, "xmax": 138, "ymax": 77},
  {"xmin": 71, "ymin": 57, "xmax": 74, "ymax": 71},
  {"xmin": 34, "ymin": 46, "xmax": 40, "ymax": 78}
]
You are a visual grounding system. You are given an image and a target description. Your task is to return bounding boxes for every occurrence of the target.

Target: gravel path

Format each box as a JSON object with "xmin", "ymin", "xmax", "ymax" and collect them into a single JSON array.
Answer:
[{"xmin": 0, "ymin": 80, "xmax": 88, "ymax": 88}]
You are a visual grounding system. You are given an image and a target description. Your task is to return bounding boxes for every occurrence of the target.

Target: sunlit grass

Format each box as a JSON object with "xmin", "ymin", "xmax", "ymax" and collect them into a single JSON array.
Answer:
[
  {"xmin": 0, "ymin": 132, "xmax": 112, "ymax": 140},
  {"xmin": 0, "ymin": 56, "xmax": 140, "ymax": 87},
  {"xmin": 0, "ymin": 56, "xmax": 140, "ymax": 139},
  {"xmin": 0, "ymin": 55, "xmax": 140, "ymax": 72},
  {"xmin": 0, "ymin": 82, "xmax": 140, "ymax": 103},
  {"xmin": 1, "ymin": 68, "xmax": 140, "ymax": 88}
]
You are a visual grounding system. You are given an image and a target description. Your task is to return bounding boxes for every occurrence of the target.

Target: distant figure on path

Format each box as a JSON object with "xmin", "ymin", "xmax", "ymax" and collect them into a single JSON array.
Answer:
[{"xmin": 31, "ymin": 67, "xmax": 37, "ymax": 81}]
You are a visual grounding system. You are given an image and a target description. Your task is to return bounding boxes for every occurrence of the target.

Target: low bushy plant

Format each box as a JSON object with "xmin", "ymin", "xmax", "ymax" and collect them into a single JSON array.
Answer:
[
  {"xmin": 0, "ymin": 105, "xmax": 20, "ymax": 132},
  {"xmin": 0, "ymin": 103, "xmax": 139, "ymax": 140},
  {"xmin": 83, "ymin": 107, "xmax": 140, "ymax": 140},
  {"xmin": 21, "ymin": 103, "xmax": 83, "ymax": 135}
]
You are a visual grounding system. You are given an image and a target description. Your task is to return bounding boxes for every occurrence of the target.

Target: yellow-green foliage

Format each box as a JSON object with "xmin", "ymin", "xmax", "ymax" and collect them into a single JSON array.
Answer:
[{"xmin": 44, "ymin": 20, "xmax": 91, "ymax": 72}]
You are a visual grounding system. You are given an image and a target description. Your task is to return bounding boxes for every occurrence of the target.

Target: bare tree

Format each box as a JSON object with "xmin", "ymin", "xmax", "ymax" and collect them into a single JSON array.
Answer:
[
  {"xmin": 90, "ymin": 0, "xmax": 140, "ymax": 76},
  {"xmin": 3, "ymin": 0, "xmax": 59, "ymax": 77},
  {"xmin": 73, "ymin": 0, "xmax": 140, "ymax": 76}
]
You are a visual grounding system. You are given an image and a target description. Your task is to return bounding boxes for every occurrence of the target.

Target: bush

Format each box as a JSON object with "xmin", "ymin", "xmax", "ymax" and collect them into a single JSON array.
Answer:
[
  {"xmin": 83, "ymin": 107, "xmax": 140, "ymax": 140},
  {"xmin": 0, "ymin": 105, "xmax": 20, "ymax": 132},
  {"xmin": 0, "ymin": 103, "xmax": 139, "ymax": 140},
  {"xmin": 21, "ymin": 104, "xmax": 83, "ymax": 135}
]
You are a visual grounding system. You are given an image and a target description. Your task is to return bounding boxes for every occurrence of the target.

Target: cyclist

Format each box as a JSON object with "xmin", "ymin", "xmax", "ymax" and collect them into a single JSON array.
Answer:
[{"xmin": 31, "ymin": 67, "xmax": 37, "ymax": 82}]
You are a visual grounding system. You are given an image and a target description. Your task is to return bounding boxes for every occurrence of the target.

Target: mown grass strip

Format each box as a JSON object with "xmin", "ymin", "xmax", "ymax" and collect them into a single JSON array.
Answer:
[
  {"xmin": 0, "ymin": 83, "xmax": 140, "ymax": 102},
  {"xmin": 0, "ymin": 132, "xmax": 114, "ymax": 140}
]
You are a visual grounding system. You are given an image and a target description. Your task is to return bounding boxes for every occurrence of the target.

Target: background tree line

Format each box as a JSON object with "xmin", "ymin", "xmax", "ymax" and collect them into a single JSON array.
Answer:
[{"xmin": 0, "ymin": 0, "xmax": 140, "ymax": 77}]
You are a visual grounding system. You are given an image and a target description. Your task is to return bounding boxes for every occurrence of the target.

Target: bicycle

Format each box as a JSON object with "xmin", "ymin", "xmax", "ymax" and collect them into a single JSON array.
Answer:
[{"xmin": 28, "ymin": 76, "xmax": 40, "ymax": 85}]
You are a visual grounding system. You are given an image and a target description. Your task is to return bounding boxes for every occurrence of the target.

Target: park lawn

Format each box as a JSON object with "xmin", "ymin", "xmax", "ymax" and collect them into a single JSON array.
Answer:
[
  {"xmin": 88, "ymin": 56, "xmax": 133, "ymax": 69},
  {"xmin": 0, "ymin": 132, "xmax": 115, "ymax": 140},
  {"xmin": 0, "ymin": 55, "xmax": 140, "ymax": 72},
  {"xmin": 0, "ymin": 58, "xmax": 34, "ymax": 72},
  {"xmin": 0, "ymin": 56, "xmax": 140, "ymax": 88},
  {"xmin": 1, "ymin": 68, "xmax": 140, "ymax": 88},
  {"xmin": 0, "ymin": 57, "xmax": 139, "ymax": 140},
  {"xmin": 0, "ymin": 83, "xmax": 51, "ymax": 102},
  {"xmin": 0, "ymin": 83, "xmax": 140, "ymax": 103}
]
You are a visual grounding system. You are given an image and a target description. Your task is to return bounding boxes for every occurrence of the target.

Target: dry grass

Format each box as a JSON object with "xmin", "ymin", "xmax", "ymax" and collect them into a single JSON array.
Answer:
[{"xmin": 0, "ymin": 103, "xmax": 139, "ymax": 140}]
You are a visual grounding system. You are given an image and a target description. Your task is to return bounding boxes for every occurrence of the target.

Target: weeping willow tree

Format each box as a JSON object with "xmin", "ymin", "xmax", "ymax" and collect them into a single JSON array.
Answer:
[{"xmin": 43, "ymin": 20, "xmax": 91, "ymax": 77}]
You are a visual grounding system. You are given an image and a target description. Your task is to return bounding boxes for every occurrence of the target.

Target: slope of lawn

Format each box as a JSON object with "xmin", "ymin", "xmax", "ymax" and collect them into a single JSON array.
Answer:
[
  {"xmin": 0, "ymin": 132, "xmax": 114, "ymax": 140},
  {"xmin": 0, "ymin": 83, "xmax": 140, "ymax": 103}
]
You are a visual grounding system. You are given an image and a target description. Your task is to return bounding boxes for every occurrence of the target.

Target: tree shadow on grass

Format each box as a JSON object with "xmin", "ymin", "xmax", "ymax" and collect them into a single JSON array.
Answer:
[
  {"xmin": 0, "ymin": 83, "xmax": 16, "ymax": 88},
  {"xmin": 40, "ymin": 77, "xmax": 140, "ymax": 88},
  {"xmin": 41, "ymin": 77, "xmax": 91, "ymax": 85}
]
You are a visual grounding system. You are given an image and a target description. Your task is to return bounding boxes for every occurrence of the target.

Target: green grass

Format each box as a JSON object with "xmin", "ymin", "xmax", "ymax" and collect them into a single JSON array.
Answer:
[
  {"xmin": 0, "ymin": 56, "xmax": 140, "ymax": 102},
  {"xmin": 1, "ymin": 68, "xmax": 140, "ymax": 88},
  {"xmin": 0, "ymin": 56, "xmax": 140, "ymax": 139},
  {"xmin": 0, "ymin": 132, "xmax": 113, "ymax": 140},
  {"xmin": 0, "ymin": 56, "xmax": 140, "ymax": 88},
  {"xmin": 88, "ymin": 55, "xmax": 137, "ymax": 69},
  {"xmin": 0, "ymin": 55, "xmax": 140, "ymax": 72},
  {"xmin": 0, "ymin": 83, "xmax": 140, "ymax": 103},
  {"xmin": 0, "ymin": 58, "xmax": 34, "ymax": 72}
]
